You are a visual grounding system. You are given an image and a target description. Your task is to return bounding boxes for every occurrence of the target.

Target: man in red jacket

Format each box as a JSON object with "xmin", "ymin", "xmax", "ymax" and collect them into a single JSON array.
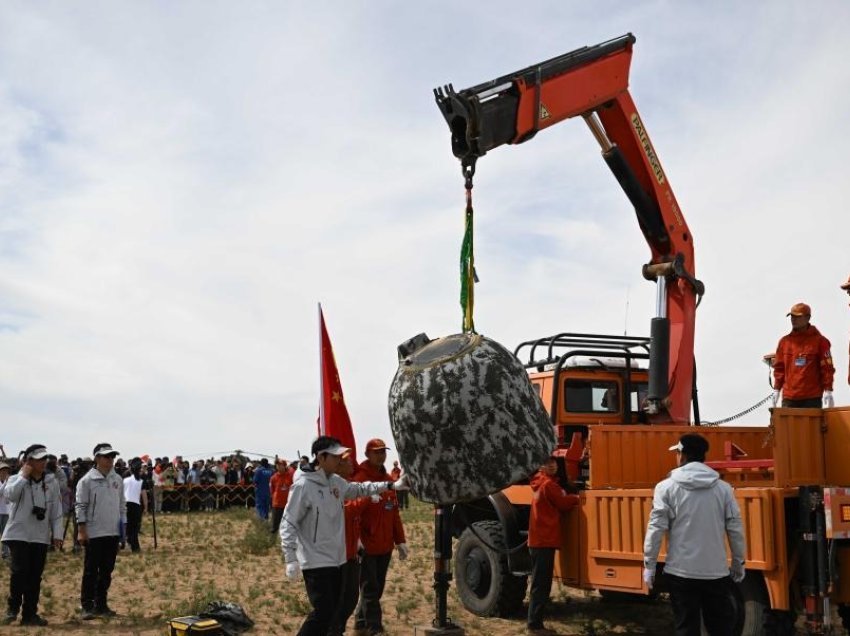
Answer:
[
  {"xmin": 353, "ymin": 439, "xmax": 407, "ymax": 635},
  {"xmin": 772, "ymin": 303, "xmax": 835, "ymax": 408},
  {"xmin": 527, "ymin": 456, "xmax": 580, "ymax": 634},
  {"xmin": 269, "ymin": 460, "xmax": 292, "ymax": 535},
  {"xmin": 328, "ymin": 454, "xmax": 368, "ymax": 636}
]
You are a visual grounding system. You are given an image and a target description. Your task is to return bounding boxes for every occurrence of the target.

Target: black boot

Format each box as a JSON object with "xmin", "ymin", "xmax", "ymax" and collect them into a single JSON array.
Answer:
[{"xmin": 21, "ymin": 614, "xmax": 48, "ymax": 626}]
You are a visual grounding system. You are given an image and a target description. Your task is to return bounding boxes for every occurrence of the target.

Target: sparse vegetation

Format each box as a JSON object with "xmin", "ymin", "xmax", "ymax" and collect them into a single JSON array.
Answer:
[{"xmin": 0, "ymin": 502, "xmax": 676, "ymax": 635}]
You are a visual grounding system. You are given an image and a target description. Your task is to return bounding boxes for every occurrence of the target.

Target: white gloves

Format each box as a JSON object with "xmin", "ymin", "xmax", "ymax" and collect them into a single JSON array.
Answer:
[
  {"xmin": 771, "ymin": 390, "xmax": 781, "ymax": 407},
  {"xmin": 642, "ymin": 567, "xmax": 655, "ymax": 590},
  {"xmin": 730, "ymin": 560, "xmax": 745, "ymax": 584},
  {"xmin": 392, "ymin": 473, "xmax": 410, "ymax": 491},
  {"xmin": 823, "ymin": 391, "xmax": 835, "ymax": 408},
  {"xmin": 397, "ymin": 543, "xmax": 409, "ymax": 561},
  {"xmin": 285, "ymin": 562, "xmax": 302, "ymax": 581}
]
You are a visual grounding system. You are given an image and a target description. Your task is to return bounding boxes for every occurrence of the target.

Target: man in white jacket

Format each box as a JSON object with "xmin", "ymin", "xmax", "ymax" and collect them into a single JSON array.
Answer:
[
  {"xmin": 281, "ymin": 436, "xmax": 407, "ymax": 636},
  {"xmin": 1, "ymin": 444, "xmax": 63, "ymax": 626},
  {"xmin": 643, "ymin": 433, "xmax": 746, "ymax": 636},
  {"xmin": 75, "ymin": 443, "xmax": 126, "ymax": 620}
]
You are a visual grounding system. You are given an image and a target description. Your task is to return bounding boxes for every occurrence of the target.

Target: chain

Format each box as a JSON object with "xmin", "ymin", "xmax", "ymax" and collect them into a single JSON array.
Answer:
[{"xmin": 700, "ymin": 392, "xmax": 774, "ymax": 427}]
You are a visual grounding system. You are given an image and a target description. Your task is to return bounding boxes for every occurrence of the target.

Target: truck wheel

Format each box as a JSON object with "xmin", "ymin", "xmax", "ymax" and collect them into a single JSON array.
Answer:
[
  {"xmin": 838, "ymin": 604, "xmax": 850, "ymax": 631},
  {"xmin": 699, "ymin": 574, "xmax": 753, "ymax": 636},
  {"xmin": 454, "ymin": 520, "xmax": 527, "ymax": 617},
  {"xmin": 762, "ymin": 609, "xmax": 795, "ymax": 636}
]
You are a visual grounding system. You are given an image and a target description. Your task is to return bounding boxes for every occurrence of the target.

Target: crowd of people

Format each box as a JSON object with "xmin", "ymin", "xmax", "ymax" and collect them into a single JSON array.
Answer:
[{"xmin": 0, "ymin": 438, "xmax": 411, "ymax": 633}]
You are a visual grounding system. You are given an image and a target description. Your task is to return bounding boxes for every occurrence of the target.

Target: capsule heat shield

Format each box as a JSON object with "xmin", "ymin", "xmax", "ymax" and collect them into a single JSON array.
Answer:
[{"xmin": 388, "ymin": 332, "xmax": 556, "ymax": 504}]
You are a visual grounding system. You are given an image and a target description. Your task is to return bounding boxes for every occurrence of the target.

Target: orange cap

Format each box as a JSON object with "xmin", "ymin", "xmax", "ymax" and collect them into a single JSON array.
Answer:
[
  {"xmin": 787, "ymin": 302, "xmax": 811, "ymax": 317},
  {"xmin": 841, "ymin": 275, "xmax": 850, "ymax": 290},
  {"xmin": 365, "ymin": 438, "xmax": 390, "ymax": 452}
]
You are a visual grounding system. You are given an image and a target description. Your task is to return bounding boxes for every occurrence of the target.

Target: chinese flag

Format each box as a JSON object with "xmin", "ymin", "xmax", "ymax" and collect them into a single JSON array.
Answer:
[{"xmin": 318, "ymin": 304, "xmax": 357, "ymax": 463}]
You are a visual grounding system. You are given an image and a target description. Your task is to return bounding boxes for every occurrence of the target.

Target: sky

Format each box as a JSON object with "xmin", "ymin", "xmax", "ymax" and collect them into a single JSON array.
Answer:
[{"xmin": 1, "ymin": 2, "xmax": 849, "ymax": 462}]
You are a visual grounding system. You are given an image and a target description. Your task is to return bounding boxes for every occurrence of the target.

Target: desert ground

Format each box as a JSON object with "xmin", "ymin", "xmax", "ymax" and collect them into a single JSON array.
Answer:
[{"xmin": 0, "ymin": 500, "xmax": 681, "ymax": 635}]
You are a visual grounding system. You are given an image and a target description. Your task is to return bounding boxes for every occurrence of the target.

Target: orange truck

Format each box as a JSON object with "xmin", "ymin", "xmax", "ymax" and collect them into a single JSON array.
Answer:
[{"xmin": 434, "ymin": 35, "xmax": 850, "ymax": 635}]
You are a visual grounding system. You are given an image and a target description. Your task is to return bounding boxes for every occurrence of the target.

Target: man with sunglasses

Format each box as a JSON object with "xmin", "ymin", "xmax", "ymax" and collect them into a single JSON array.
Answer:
[{"xmin": 1, "ymin": 444, "xmax": 63, "ymax": 626}]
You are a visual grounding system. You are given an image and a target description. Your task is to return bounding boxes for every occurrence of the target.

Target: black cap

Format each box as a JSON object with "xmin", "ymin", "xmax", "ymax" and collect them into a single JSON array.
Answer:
[{"xmin": 668, "ymin": 433, "xmax": 709, "ymax": 458}]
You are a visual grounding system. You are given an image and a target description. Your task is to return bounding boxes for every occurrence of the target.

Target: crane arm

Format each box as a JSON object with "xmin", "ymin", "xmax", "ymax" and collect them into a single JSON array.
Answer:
[{"xmin": 434, "ymin": 33, "xmax": 703, "ymax": 423}]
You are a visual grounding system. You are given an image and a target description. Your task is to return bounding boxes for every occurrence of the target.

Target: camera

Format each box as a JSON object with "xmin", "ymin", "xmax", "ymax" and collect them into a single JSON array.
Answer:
[{"xmin": 32, "ymin": 506, "xmax": 46, "ymax": 521}]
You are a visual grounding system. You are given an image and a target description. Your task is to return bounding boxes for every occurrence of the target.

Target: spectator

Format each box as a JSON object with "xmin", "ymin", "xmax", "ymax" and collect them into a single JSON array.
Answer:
[
  {"xmin": 353, "ymin": 439, "xmax": 408, "ymax": 636},
  {"xmin": 76, "ymin": 443, "xmax": 127, "ymax": 620},
  {"xmin": 2, "ymin": 444, "xmax": 63, "ymax": 626},
  {"xmin": 0, "ymin": 461, "xmax": 10, "ymax": 560},
  {"xmin": 390, "ymin": 461, "xmax": 408, "ymax": 511},
  {"xmin": 45, "ymin": 455, "xmax": 70, "ymax": 548},
  {"xmin": 160, "ymin": 461, "xmax": 176, "ymax": 513},
  {"xmin": 270, "ymin": 460, "xmax": 293, "ymax": 534},
  {"xmin": 225, "ymin": 460, "xmax": 241, "ymax": 486},
  {"xmin": 200, "ymin": 462, "xmax": 217, "ymax": 511},
  {"xmin": 252, "ymin": 459, "xmax": 274, "ymax": 520},
  {"xmin": 151, "ymin": 459, "xmax": 163, "ymax": 514},
  {"xmin": 122, "ymin": 458, "xmax": 147, "ymax": 553}
]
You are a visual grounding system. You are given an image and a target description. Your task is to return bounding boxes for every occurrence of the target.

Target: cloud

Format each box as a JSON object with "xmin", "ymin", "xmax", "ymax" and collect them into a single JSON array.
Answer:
[{"xmin": 0, "ymin": 3, "xmax": 848, "ymax": 459}]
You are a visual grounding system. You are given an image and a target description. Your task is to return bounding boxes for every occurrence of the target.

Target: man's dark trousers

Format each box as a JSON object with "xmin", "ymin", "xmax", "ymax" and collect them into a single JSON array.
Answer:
[
  {"xmin": 270, "ymin": 506, "xmax": 284, "ymax": 534},
  {"xmin": 126, "ymin": 502, "xmax": 142, "ymax": 552},
  {"xmin": 782, "ymin": 398, "xmax": 821, "ymax": 408},
  {"xmin": 81, "ymin": 536, "xmax": 119, "ymax": 611},
  {"xmin": 527, "ymin": 547, "xmax": 555, "ymax": 628},
  {"xmin": 667, "ymin": 573, "xmax": 736, "ymax": 636},
  {"xmin": 4, "ymin": 540, "xmax": 48, "ymax": 620},
  {"xmin": 298, "ymin": 566, "xmax": 342, "ymax": 636},
  {"xmin": 355, "ymin": 551, "xmax": 392, "ymax": 633},
  {"xmin": 329, "ymin": 556, "xmax": 360, "ymax": 635}
]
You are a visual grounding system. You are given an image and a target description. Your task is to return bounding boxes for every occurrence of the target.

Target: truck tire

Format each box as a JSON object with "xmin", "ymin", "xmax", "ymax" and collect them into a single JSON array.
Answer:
[
  {"xmin": 454, "ymin": 520, "xmax": 527, "ymax": 617},
  {"xmin": 837, "ymin": 604, "xmax": 850, "ymax": 631},
  {"xmin": 699, "ymin": 574, "xmax": 751, "ymax": 636},
  {"xmin": 761, "ymin": 609, "xmax": 795, "ymax": 636}
]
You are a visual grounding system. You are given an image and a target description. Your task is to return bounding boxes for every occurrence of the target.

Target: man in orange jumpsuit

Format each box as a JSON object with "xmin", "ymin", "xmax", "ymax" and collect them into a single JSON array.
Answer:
[
  {"xmin": 527, "ymin": 456, "xmax": 580, "ymax": 634},
  {"xmin": 353, "ymin": 439, "xmax": 407, "ymax": 635},
  {"xmin": 269, "ymin": 460, "xmax": 292, "ymax": 535},
  {"xmin": 772, "ymin": 303, "xmax": 835, "ymax": 408},
  {"xmin": 842, "ymin": 276, "xmax": 850, "ymax": 386}
]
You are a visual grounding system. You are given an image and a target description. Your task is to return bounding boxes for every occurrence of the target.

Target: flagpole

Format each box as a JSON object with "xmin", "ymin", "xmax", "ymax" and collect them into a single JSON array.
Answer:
[{"xmin": 318, "ymin": 302, "xmax": 325, "ymax": 436}]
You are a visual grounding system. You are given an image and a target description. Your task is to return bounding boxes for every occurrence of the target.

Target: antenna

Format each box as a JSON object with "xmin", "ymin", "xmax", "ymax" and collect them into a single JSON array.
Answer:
[{"xmin": 623, "ymin": 287, "xmax": 630, "ymax": 336}]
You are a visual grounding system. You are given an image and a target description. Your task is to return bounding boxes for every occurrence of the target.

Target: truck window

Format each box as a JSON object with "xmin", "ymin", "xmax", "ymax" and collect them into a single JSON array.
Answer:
[
  {"xmin": 630, "ymin": 383, "xmax": 649, "ymax": 412},
  {"xmin": 564, "ymin": 379, "xmax": 619, "ymax": 413}
]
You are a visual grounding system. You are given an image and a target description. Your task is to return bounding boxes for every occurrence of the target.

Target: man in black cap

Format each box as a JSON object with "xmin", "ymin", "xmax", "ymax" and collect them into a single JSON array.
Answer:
[
  {"xmin": 75, "ymin": 443, "xmax": 126, "ymax": 619},
  {"xmin": 643, "ymin": 433, "xmax": 746, "ymax": 636}
]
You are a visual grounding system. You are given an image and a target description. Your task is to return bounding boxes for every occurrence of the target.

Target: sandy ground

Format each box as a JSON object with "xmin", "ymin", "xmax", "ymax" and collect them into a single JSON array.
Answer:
[{"xmin": 0, "ymin": 502, "xmax": 681, "ymax": 635}]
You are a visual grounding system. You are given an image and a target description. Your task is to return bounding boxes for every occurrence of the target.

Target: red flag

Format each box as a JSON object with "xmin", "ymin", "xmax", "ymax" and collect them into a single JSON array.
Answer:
[{"xmin": 318, "ymin": 304, "xmax": 357, "ymax": 463}]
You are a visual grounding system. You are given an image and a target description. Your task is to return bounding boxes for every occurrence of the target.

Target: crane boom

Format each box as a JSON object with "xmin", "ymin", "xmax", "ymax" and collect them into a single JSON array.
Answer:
[{"xmin": 434, "ymin": 33, "xmax": 703, "ymax": 423}]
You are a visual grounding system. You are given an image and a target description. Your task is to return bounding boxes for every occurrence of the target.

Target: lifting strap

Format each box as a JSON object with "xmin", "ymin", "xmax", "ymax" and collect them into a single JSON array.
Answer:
[{"xmin": 460, "ymin": 163, "xmax": 477, "ymax": 333}]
